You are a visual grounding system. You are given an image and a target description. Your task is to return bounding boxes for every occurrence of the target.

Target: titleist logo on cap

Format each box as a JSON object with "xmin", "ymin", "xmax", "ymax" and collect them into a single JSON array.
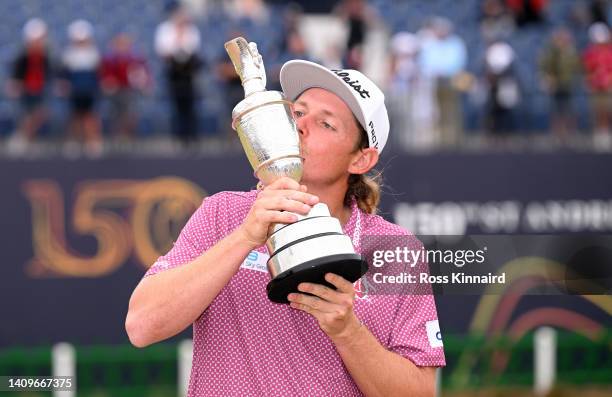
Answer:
[{"xmin": 331, "ymin": 70, "xmax": 371, "ymax": 99}]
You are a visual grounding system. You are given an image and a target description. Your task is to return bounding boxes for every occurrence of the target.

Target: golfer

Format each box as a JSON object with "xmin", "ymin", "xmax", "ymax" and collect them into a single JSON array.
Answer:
[{"xmin": 126, "ymin": 60, "xmax": 445, "ymax": 396}]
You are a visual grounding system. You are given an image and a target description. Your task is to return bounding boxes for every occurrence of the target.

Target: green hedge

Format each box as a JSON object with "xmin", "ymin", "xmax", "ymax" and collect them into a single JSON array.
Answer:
[{"xmin": 1, "ymin": 329, "xmax": 610, "ymax": 396}]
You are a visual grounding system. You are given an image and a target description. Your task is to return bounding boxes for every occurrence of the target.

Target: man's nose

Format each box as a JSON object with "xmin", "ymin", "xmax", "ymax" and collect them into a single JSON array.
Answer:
[{"xmin": 296, "ymin": 115, "xmax": 309, "ymax": 138}]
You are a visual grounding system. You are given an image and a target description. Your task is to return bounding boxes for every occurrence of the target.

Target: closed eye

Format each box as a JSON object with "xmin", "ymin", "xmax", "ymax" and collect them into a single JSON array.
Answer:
[{"xmin": 322, "ymin": 121, "xmax": 336, "ymax": 131}]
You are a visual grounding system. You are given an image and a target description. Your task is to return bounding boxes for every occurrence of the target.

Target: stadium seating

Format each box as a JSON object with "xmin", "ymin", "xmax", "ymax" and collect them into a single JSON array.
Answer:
[{"xmin": 0, "ymin": 0, "xmax": 598, "ymax": 138}]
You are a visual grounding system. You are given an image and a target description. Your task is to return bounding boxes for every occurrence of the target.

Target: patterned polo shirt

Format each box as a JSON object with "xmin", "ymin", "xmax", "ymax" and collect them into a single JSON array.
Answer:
[{"xmin": 145, "ymin": 190, "xmax": 445, "ymax": 396}]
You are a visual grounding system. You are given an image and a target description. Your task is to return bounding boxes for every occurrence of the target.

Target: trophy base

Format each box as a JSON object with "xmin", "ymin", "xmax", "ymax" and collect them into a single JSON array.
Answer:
[{"xmin": 266, "ymin": 253, "xmax": 368, "ymax": 304}]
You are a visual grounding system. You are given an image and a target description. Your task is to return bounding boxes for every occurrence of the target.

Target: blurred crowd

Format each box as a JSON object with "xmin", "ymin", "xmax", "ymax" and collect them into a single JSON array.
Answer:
[
  {"xmin": 387, "ymin": 0, "xmax": 612, "ymax": 151},
  {"xmin": 2, "ymin": 0, "xmax": 612, "ymax": 157},
  {"xmin": 6, "ymin": 17, "xmax": 152, "ymax": 157}
]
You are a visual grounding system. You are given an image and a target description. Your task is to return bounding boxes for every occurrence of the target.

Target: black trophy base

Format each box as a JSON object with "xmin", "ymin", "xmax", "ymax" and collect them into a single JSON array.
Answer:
[{"xmin": 266, "ymin": 253, "xmax": 368, "ymax": 304}]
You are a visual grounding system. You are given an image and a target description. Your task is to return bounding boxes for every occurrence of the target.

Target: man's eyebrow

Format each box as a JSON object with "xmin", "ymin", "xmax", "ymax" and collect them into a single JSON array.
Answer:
[
  {"xmin": 321, "ymin": 109, "xmax": 336, "ymax": 118},
  {"xmin": 295, "ymin": 101, "xmax": 339, "ymax": 119}
]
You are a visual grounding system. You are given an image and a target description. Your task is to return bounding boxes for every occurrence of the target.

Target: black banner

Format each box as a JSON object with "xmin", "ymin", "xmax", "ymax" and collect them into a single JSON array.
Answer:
[{"xmin": 1, "ymin": 152, "xmax": 611, "ymax": 347}]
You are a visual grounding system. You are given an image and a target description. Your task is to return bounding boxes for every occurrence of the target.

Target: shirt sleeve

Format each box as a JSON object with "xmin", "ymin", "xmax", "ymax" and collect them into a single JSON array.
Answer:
[
  {"xmin": 387, "ymin": 237, "xmax": 446, "ymax": 367},
  {"xmin": 144, "ymin": 193, "xmax": 224, "ymax": 277},
  {"xmin": 387, "ymin": 293, "xmax": 446, "ymax": 367}
]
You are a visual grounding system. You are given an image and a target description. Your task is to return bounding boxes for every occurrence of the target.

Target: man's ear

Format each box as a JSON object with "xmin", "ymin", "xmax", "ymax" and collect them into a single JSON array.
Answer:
[{"xmin": 348, "ymin": 147, "xmax": 379, "ymax": 175}]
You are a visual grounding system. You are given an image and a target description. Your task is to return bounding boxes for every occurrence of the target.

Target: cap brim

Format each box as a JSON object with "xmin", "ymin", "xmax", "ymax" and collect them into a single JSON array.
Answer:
[{"xmin": 280, "ymin": 60, "xmax": 368, "ymax": 133}]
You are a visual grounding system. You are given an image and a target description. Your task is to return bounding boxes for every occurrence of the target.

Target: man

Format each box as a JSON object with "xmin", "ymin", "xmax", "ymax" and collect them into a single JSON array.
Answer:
[
  {"xmin": 60, "ymin": 19, "xmax": 103, "ymax": 157},
  {"xmin": 419, "ymin": 17, "xmax": 467, "ymax": 148},
  {"xmin": 154, "ymin": 4, "xmax": 203, "ymax": 145},
  {"xmin": 582, "ymin": 23, "xmax": 612, "ymax": 150},
  {"xmin": 539, "ymin": 27, "xmax": 580, "ymax": 144},
  {"xmin": 6, "ymin": 18, "xmax": 52, "ymax": 155},
  {"xmin": 126, "ymin": 60, "xmax": 445, "ymax": 396},
  {"xmin": 101, "ymin": 33, "xmax": 151, "ymax": 141}
]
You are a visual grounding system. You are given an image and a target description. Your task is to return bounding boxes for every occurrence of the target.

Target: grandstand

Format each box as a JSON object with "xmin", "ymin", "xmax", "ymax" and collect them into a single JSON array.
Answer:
[{"xmin": 0, "ymin": 0, "xmax": 605, "ymax": 142}]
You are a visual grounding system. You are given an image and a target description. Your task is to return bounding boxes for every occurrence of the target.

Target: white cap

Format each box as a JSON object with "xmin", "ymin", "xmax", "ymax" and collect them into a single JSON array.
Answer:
[
  {"xmin": 23, "ymin": 18, "xmax": 47, "ymax": 42},
  {"xmin": 68, "ymin": 19, "xmax": 93, "ymax": 41},
  {"xmin": 391, "ymin": 32, "xmax": 419, "ymax": 55},
  {"xmin": 589, "ymin": 22, "xmax": 610, "ymax": 44},
  {"xmin": 486, "ymin": 42, "xmax": 515, "ymax": 73},
  {"xmin": 280, "ymin": 60, "xmax": 390, "ymax": 153}
]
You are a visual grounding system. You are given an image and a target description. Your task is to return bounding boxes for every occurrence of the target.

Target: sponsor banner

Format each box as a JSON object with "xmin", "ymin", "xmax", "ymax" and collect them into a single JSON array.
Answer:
[{"xmin": 0, "ymin": 152, "xmax": 610, "ymax": 345}]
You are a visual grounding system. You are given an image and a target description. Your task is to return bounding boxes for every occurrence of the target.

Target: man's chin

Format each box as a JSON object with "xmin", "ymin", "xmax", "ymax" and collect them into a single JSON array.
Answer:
[{"xmin": 299, "ymin": 170, "xmax": 312, "ymax": 185}]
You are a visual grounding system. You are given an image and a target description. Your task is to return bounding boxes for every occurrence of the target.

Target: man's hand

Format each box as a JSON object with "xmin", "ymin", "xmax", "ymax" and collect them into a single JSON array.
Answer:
[
  {"xmin": 236, "ymin": 177, "xmax": 319, "ymax": 249},
  {"xmin": 290, "ymin": 273, "xmax": 438, "ymax": 397},
  {"xmin": 288, "ymin": 273, "xmax": 362, "ymax": 344}
]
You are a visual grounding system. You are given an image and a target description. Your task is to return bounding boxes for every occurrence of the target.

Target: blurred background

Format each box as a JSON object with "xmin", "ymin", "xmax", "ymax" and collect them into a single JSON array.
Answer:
[{"xmin": 0, "ymin": 0, "xmax": 610, "ymax": 396}]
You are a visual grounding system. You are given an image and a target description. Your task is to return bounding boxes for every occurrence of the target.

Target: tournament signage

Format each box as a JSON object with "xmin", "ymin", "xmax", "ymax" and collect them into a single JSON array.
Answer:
[{"xmin": 1, "ymin": 152, "xmax": 611, "ymax": 346}]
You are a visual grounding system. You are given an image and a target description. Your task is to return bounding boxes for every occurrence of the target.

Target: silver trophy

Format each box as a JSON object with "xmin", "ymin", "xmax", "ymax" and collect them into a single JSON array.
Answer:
[{"xmin": 225, "ymin": 37, "xmax": 367, "ymax": 303}]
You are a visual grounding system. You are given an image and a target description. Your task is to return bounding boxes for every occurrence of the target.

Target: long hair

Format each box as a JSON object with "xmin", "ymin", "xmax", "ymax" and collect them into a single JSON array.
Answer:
[{"xmin": 344, "ymin": 124, "xmax": 382, "ymax": 214}]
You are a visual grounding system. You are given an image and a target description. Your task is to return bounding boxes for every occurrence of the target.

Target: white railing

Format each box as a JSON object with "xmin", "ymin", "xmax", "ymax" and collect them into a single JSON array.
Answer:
[{"xmin": 49, "ymin": 330, "xmax": 559, "ymax": 396}]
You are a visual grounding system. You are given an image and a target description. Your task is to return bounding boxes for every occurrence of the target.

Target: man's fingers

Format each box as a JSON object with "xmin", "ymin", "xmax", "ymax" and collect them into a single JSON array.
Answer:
[
  {"xmin": 286, "ymin": 190, "xmax": 318, "ymax": 205},
  {"xmin": 270, "ymin": 189, "xmax": 319, "ymax": 205},
  {"xmin": 267, "ymin": 176, "xmax": 301, "ymax": 191},
  {"xmin": 325, "ymin": 273, "xmax": 356, "ymax": 295},
  {"xmin": 297, "ymin": 282, "xmax": 342, "ymax": 304},
  {"xmin": 262, "ymin": 211, "xmax": 298, "ymax": 225},
  {"xmin": 259, "ymin": 189, "xmax": 318, "ymax": 206},
  {"xmin": 287, "ymin": 293, "xmax": 335, "ymax": 313},
  {"xmin": 289, "ymin": 302, "xmax": 314, "ymax": 315},
  {"xmin": 257, "ymin": 196, "xmax": 309, "ymax": 215},
  {"xmin": 258, "ymin": 192, "xmax": 318, "ymax": 216}
]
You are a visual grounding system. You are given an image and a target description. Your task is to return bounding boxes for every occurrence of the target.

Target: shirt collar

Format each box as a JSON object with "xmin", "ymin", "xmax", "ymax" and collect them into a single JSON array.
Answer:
[{"xmin": 342, "ymin": 197, "xmax": 363, "ymax": 249}]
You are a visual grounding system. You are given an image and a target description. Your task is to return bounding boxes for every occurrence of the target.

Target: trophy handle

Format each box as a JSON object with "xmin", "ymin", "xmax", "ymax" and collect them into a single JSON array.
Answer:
[{"xmin": 224, "ymin": 37, "xmax": 266, "ymax": 96}]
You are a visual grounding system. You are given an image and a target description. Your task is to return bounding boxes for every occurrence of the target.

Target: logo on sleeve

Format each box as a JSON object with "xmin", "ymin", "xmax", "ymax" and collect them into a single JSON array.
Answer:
[
  {"xmin": 353, "ymin": 278, "xmax": 372, "ymax": 301},
  {"xmin": 240, "ymin": 251, "xmax": 270, "ymax": 273},
  {"xmin": 426, "ymin": 320, "xmax": 443, "ymax": 348}
]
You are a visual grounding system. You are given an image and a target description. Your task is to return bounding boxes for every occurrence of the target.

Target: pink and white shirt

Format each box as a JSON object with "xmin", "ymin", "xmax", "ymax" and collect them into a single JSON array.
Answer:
[{"xmin": 145, "ymin": 190, "xmax": 445, "ymax": 396}]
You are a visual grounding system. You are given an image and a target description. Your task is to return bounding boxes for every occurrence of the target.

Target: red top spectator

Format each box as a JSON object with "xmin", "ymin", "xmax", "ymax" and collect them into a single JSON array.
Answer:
[
  {"xmin": 505, "ymin": 0, "xmax": 548, "ymax": 25},
  {"xmin": 101, "ymin": 33, "xmax": 150, "ymax": 93},
  {"xmin": 583, "ymin": 23, "xmax": 612, "ymax": 92}
]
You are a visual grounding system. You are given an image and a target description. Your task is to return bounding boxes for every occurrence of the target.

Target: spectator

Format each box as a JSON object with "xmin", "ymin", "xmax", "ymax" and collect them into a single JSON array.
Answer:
[
  {"xmin": 483, "ymin": 41, "xmax": 521, "ymax": 141},
  {"xmin": 155, "ymin": 5, "xmax": 203, "ymax": 145},
  {"xmin": 505, "ymin": 0, "xmax": 548, "ymax": 27},
  {"xmin": 216, "ymin": 30, "xmax": 249, "ymax": 138},
  {"xmin": 568, "ymin": 0, "xmax": 610, "ymax": 31},
  {"xmin": 335, "ymin": 0, "xmax": 377, "ymax": 70},
  {"xmin": 480, "ymin": 0, "xmax": 515, "ymax": 42},
  {"xmin": 589, "ymin": 0, "xmax": 612, "ymax": 26},
  {"xmin": 539, "ymin": 27, "xmax": 581, "ymax": 144},
  {"xmin": 276, "ymin": 2, "xmax": 304, "ymax": 56},
  {"xmin": 387, "ymin": 32, "xmax": 437, "ymax": 151},
  {"xmin": 582, "ymin": 23, "xmax": 612, "ymax": 150},
  {"xmin": 419, "ymin": 17, "xmax": 467, "ymax": 147},
  {"xmin": 60, "ymin": 19, "xmax": 103, "ymax": 157},
  {"xmin": 224, "ymin": 0, "xmax": 270, "ymax": 25},
  {"xmin": 101, "ymin": 33, "xmax": 152, "ymax": 142},
  {"xmin": 269, "ymin": 30, "xmax": 315, "ymax": 91},
  {"xmin": 6, "ymin": 18, "xmax": 53, "ymax": 155}
]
